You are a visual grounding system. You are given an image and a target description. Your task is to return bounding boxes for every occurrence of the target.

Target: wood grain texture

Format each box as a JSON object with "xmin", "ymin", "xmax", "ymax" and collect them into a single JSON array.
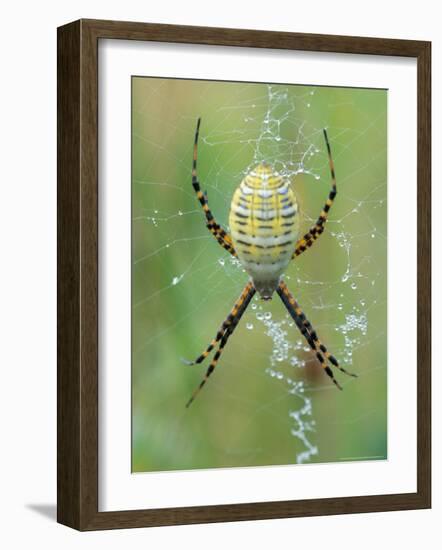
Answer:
[
  {"xmin": 57, "ymin": 20, "xmax": 81, "ymax": 529},
  {"xmin": 83, "ymin": 18, "xmax": 427, "ymax": 56},
  {"xmin": 57, "ymin": 19, "xmax": 99, "ymax": 530},
  {"xmin": 416, "ymin": 41, "xmax": 431, "ymax": 506},
  {"xmin": 57, "ymin": 18, "xmax": 431, "ymax": 531}
]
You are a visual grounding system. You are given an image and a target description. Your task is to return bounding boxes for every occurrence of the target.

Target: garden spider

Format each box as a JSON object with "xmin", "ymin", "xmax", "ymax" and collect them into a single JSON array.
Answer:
[{"xmin": 184, "ymin": 118, "xmax": 357, "ymax": 407}]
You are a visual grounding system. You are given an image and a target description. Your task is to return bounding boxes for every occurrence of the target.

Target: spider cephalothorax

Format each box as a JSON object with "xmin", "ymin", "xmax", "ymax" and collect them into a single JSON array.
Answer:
[{"xmin": 184, "ymin": 118, "xmax": 356, "ymax": 407}]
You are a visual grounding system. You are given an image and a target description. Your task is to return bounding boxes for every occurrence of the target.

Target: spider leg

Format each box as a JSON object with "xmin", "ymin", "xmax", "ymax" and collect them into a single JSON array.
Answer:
[
  {"xmin": 295, "ymin": 311, "xmax": 357, "ymax": 379},
  {"xmin": 292, "ymin": 129, "xmax": 337, "ymax": 259},
  {"xmin": 181, "ymin": 281, "xmax": 254, "ymax": 366},
  {"xmin": 180, "ymin": 321, "xmax": 227, "ymax": 367},
  {"xmin": 277, "ymin": 280, "xmax": 356, "ymax": 390},
  {"xmin": 192, "ymin": 117, "xmax": 237, "ymax": 257},
  {"xmin": 185, "ymin": 282, "xmax": 256, "ymax": 407}
]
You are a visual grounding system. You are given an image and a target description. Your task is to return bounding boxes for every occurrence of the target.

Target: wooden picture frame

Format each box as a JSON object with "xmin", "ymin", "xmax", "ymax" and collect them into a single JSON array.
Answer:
[{"xmin": 57, "ymin": 18, "xmax": 431, "ymax": 530}]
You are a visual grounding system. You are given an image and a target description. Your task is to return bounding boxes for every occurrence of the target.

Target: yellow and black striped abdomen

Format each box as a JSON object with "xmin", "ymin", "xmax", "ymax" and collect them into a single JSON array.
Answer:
[{"xmin": 229, "ymin": 163, "xmax": 300, "ymax": 299}]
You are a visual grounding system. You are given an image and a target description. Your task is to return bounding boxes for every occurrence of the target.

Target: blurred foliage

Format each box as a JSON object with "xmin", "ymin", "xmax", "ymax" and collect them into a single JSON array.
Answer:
[{"xmin": 131, "ymin": 77, "xmax": 387, "ymax": 472}]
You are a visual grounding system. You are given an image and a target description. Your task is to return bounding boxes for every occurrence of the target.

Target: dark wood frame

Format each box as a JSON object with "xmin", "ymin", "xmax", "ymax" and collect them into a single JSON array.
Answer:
[{"xmin": 57, "ymin": 18, "xmax": 431, "ymax": 531}]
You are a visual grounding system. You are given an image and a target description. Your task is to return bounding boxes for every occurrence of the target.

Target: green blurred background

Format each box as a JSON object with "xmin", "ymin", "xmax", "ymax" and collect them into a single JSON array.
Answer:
[{"xmin": 131, "ymin": 77, "xmax": 387, "ymax": 472}]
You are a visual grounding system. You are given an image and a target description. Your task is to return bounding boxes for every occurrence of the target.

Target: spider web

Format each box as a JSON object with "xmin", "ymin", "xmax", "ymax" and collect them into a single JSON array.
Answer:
[{"xmin": 132, "ymin": 79, "xmax": 387, "ymax": 471}]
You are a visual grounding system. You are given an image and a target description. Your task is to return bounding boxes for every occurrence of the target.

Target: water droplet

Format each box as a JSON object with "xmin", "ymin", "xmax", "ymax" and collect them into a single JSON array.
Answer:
[
  {"xmin": 351, "ymin": 282, "xmax": 357, "ymax": 290},
  {"xmin": 246, "ymin": 322, "xmax": 254, "ymax": 330},
  {"xmin": 264, "ymin": 312, "xmax": 272, "ymax": 320},
  {"xmin": 251, "ymin": 303, "xmax": 257, "ymax": 310},
  {"xmin": 371, "ymin": 233, "xmax": 375, "ymax": 238},
  {"xmin": 341, "ymin": 273, "xmax": 349, "ymax": 282},
  {"xmin": 171, "ymin": 274, "xmax": 184, "ymax": 286},
  {"xmin": 338, "ymin": 304, "xmax": 343, "ymax": 310},
  {"xmin": 218, "ymin": 258, "xmax": 225, "ymax": 266},
  {"xmin": 178, "ymin": 210, "xmax": 183, "ymax": 216}
]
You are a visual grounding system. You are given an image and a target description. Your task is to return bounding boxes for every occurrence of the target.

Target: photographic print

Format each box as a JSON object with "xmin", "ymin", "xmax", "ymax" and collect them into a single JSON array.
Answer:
[{"xmin": 131, "ymin": 77, "xmax": 387, "ymax": 473}]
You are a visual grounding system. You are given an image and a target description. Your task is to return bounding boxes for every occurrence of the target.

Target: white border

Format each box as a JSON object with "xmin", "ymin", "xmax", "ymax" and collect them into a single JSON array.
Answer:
[{"xmin": 99, "ymin": 40, "xmax": 417, "ymax": 512}]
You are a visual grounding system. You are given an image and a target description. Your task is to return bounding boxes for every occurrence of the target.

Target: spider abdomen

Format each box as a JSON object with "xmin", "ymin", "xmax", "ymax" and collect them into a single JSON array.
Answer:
[{"xmin": 228, "ymin": 163, "xmax": 300, "ymax": 299}]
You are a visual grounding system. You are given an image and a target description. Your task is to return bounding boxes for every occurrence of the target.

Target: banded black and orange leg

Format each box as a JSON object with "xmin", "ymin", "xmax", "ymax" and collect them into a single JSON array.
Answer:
[
  {"xmin": 277, "ymin": 280, "xmax": 356, "ymax": 389},
  {"xmin": 292, "ymin": 129, "xmax": 337, "ymax": 259},
  {"xmin": 192, "ymin": 117, "xmax": 236, "ymax": 257},
  {"xmin": 293, "ymin": 304, "xmax": 357, "ymax": 380},
  {"xmin": 276, "ymin": 280, "xmax": 335, "ymax": 385},
  {"xmin": 185, "ymin": 281, "xmax": 256, "ymax": 407},
  {"xmin": 181, "ymin": 282, "xmax": 254, "ymax": 367}
]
